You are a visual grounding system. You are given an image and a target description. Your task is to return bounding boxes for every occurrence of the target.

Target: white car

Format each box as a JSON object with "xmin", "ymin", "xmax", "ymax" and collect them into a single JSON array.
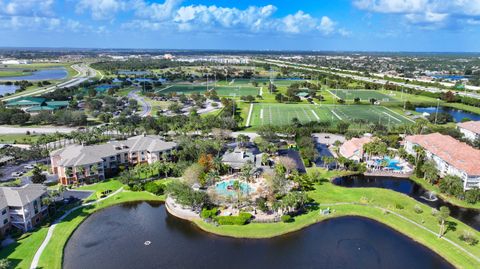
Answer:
[
  {"xmin": 11, "ymin": 171, "xmax": 24, "ymax": 177},
  {"xmin": 24, "ymin": 165, "xmax": 35, "ymax": 169}
]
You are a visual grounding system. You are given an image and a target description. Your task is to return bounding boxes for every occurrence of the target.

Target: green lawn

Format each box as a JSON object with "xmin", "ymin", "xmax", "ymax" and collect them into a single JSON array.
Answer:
[
  {"xmin": 248, "ymin": 103, "xmax": 414, "ymax": 127},
  {"xmin": 330, "ymin": 89, "xmax": 397, "ymax": 101},
  {"xmin": 0, "ymin": 227, "xmax": 49, "ymax": 269},
  {"xmin": 0, "ymin": 133, "xmax": 42, "ymax": 144},
  {"xmin": 157, "ymin": 84, "xmax": 259, "ymax": 97}
]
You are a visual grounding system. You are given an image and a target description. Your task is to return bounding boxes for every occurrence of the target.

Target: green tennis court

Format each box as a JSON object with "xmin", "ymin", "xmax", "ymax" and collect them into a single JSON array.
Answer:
[
  {"xmin": 330, "ymin": 89, "xmax": 397, "ymax": 102},
  {"xmin": 156, "ymin": 84, "xmax": 259, "ymax": 97},
  {"xmin": 248, "ymin": 103, "xmax": 413, "ymax": 127}
]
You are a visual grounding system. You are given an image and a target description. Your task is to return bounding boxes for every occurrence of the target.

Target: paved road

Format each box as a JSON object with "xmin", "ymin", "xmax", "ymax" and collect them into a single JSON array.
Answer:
[
  {"xmin": 1, "ymin": 63, "xmax": 97, "ymax": 101},
  {"xmin": 128, "ymin": 89, "xmax": 151, "ymax": 117},
  {"xmin": 0, "ymin": 125, "xmax": 76, "ymax": 134},
  {"xmin": 255, "ymin": 59, "xmax": 480, "ymax": 100}
]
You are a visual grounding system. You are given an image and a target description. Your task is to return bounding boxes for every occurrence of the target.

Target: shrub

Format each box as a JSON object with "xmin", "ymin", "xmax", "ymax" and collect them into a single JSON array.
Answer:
[
  {"xmin": 414, "ymin": 205, "xmax": 423, "ymax": 214},
  {"xmin": 131, "ymin": 184, "xmax": 143, "ymax": 192},
  {"xmin": 281, "ymin": 215, "xmax": 293, "ymax": 223},
  {"xmin": 395, "ymin": 203, "xmax": 404, "ymax": 210},
  {"xmin": 465, "ymin": 188, "xmax": 480, "ymax": 204},
  {"xmin": 144, "ymin": 181, "xmax": 164, "ymax": 195},
  {"xmin": 200, "ymin": 208, "xmax": 219, "ymax": 219},
  {"xmin": 459, "ymin": 230, "xmax": 478, "ymax": 246},
  {"xmin": 431, "ymin": 208, "xmax": 439, "ymax": 216},
  {"xmin": 255, "ymin": 197, "xmax": 268, "ymax": 212},
  {"xmin": 217, "ymin": 213, "xmax": 253, "ymax": 225}
]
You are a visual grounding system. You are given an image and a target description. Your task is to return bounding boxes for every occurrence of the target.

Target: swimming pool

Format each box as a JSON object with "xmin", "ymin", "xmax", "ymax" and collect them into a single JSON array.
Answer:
[
  {"xmin": 376, "ymin": 157, "xmax": 402, "ymax": 171},
  {"xmin": 215, "ymin": 180, "xmax": 255, "ymax": 196}
]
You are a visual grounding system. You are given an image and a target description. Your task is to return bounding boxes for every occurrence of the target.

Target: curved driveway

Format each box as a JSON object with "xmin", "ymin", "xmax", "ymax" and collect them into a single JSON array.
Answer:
[{"xmin": 127, "ymin": 89, "xmax": 151, "ymax": 117}]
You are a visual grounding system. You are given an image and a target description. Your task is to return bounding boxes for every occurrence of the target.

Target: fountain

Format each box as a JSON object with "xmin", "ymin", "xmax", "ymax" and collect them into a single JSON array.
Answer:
[{"xmin": 420, "ymin": 191, "xmax": 438, "ymax": 202}]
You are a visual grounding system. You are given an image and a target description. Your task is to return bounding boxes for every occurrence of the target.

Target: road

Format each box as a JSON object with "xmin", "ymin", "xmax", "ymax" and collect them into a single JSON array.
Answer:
[
  {"xmin": 127, "ymin": 89, "xmax": 151, "ymax": 117},
  {"xmin": 1, "ymin": 63, "xmax": 97, "ymax": 101},
  {"xmin": 254, "ymin": 59, "xmax": 480, "ymax": 99},
  {"xmin": 0, "ymin": 125, "xmax": 76, "ymax": 134}
]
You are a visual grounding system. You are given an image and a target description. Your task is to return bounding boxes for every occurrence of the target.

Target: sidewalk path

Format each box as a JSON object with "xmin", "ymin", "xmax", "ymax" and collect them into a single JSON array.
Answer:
[{"xmin": 30, "ymin": 187, "xmax": 124, "ymax": 269}]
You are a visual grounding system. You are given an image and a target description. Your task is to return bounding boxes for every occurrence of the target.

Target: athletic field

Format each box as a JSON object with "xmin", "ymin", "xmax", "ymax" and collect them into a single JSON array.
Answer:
[
  {"xmin": 247, "ymin": 103, "xmax": 413, "ymax": 127},
  {"xmin": 156, "ymin": 84, "xmax": 259, "ymax": 97},
  {"xmin": 329, "ymin": 89, "xmax": 396, "ymax": 102},
  {"xmin": 223, "ymin": 78, "xmax": 307, "ymax": 87}
]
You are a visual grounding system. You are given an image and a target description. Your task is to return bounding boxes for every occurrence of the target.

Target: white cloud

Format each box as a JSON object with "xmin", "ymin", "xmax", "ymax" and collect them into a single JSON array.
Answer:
[
  {"xmin": 353, "ymin": 0, "xmax": 480, "ymax": 28},
  {"xmin": 133, "ymin": 0, "xmax": 183, "ymax": 21},
  {"xmin": 0, "ymin": 0, "xmax": 55, "ymax": 17},
  {"xmin": 76, "ymin": 0, "xmax": 125, "ymax": 20}
]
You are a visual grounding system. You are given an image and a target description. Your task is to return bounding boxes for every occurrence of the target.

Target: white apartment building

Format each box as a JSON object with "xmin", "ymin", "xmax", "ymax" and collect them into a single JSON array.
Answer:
[
  {"xmin": 457, "ymin": 121, "xmax": 480, "ymax": 142},
  {"xmin": 404, "ymin": 133, "xmax": 480, "ymax": 190}
]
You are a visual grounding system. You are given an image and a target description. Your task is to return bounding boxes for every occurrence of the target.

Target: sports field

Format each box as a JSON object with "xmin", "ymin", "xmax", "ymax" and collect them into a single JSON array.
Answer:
[
  {"xmin": 156, "ymin": 84, "xmax": 259, "ymax": 97},
  {"xmin": 223, "ymin": 78, "xmax": 307, "ymax": 87},
  {"xmin": 329, "ymin": 89, "xmax": 397, "ymax": 102},
  {"xmin": 247, "ymin": 103, "xmax": 413, "ymax": 127}
]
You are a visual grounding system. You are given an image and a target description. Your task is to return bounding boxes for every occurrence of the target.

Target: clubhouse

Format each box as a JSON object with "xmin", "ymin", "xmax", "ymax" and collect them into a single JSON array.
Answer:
[
  {"xmin": 5, "ymin": 97, "xmax": 69, "ymax": 113},
  {"xmin": 50, "ymin": 135, "xmax": 178, "ymax": 185},
  {"xmin": 404, "ymin": 133, "xmax": 480, "ymax": 190}
]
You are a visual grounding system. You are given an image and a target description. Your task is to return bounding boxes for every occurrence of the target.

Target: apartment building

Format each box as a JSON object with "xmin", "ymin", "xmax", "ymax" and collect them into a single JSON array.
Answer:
[
  {"xmin": 0, "ymin": 184, "xmax": 49, "ymax": 234},
  {"xmin": 50, "ymin": 135, "xmax": 178, "ymax": 185},
  {"xmin": 404, "ymin": 133, "xmax": 480, "ymax": 190},
  {"xmin": 457, "ymin": 121, "xmax": 480, "ymax": 142}
]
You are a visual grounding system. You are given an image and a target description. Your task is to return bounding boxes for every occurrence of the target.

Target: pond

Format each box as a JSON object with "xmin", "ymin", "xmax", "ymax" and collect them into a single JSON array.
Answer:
[
  {"xmin": 0, "ymin": 84, "xmax": 19, "ymax": 95},
  {"xmin": 333, "ymin": 175, "xmax": 480, "ymax": 230},
  {"xmin": 0, "ymin": 68, "xmax": 67, "ymax": 81},
  {"xmin": 415, "ymin": 106, "xmax": 480, "ymax": 122},
  {"xmin": 63, "ymin": 202, "xmax": 454, "ymax": 269}
]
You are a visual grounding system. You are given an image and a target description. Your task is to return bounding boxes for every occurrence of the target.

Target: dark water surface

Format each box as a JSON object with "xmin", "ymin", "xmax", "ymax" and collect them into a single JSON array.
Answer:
[
  {"xmin": 333, "ymin": 175, "xmax": 480, "ymax": 230},
  {"xmin": 415, "ymin": 106, "xmax": 480, "ymax": 122},
  {"xmin": 63, "ymin": 202, "xmax": 454, "ymax": 269},
  {"xmin": 0, "ymin": 68, "xmax": 67, "ymax": 81}
]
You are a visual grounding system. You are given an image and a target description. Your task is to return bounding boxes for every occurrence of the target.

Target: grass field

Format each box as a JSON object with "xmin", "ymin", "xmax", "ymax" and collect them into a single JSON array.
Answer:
[
  {"xmin": 248, "ymin": 103, "xmax": 414, "ymax": 127},
  {"xmin": 330, "ymin": 89, "xmax": 397, "ymax": 101},
  {"xmin": 157, "ymin": 84, "xmax": 259, "ymax": 97}
]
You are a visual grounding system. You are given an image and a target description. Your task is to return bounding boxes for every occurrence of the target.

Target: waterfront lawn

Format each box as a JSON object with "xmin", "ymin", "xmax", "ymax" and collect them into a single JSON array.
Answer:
[
  {"xmin": 197, "ymin": 168, "xmax": 480, "ymax": 269},
  {"xmin": 37, "ymin": 190, "xmax": 165, "ymax": 269},
  {"xmin": 75, "ymin": 179, "xmax": 125, "ymax": 201},
  {"xmin": 0, "ymin": 227, "xmax": 49, "ymax": 269}
]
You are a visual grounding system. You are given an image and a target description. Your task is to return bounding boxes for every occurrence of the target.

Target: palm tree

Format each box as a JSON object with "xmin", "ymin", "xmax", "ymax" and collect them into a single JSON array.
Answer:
[{"xmin": 437, "ymin": 206, "xmax": 450, "ymax": 237}]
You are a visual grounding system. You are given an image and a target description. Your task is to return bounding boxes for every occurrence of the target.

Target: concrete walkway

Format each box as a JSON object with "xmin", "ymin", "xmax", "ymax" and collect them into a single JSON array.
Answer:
[
  {"xmin": 165, "ymin": 197, "xmax": 200, "ymax": 221},
  {"xmin": 30, "ymin": 187, "xmax": 124, "ymax": 269},
  {"xmin": 319, "ymin": 202, "xmax": 480, "ymax": 263}
]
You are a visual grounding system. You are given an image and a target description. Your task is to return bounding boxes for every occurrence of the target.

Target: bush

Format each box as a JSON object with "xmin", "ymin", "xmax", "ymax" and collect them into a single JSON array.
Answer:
[
  {"xmin": 414, "ymin": 205, "xmax": 423, "ymax": 214},
  {"xmin": 200, "ymin": 208, "xmax": 219, "ymax": 219},
  {"xmin": 465, "ymin": 188, "xmax": 480, "ymax": 204},
  {"xmin": 255, "ymin": 197, "xmax": 268, "ymax": 212},
  {"xmin": 144, "ymin": 181, "xmax": 164, "ymax": 195},
  {"xmin": 281, "ymin": 215, "xmax": 293, "ymax": 223},
  {"xmin": 459, "ymin": 230, "xmax": 478, "ymax": 246},
  {"xmin": 131, "ymin": 184, "xmax": 143, "ymax": 192},
  {"xmin": 217, "ymin": 213, "xmax": 252, "ymax": 225},
  {"xmin": 395, "ymin": 203, "xmax": 404, "ymax": 210}
]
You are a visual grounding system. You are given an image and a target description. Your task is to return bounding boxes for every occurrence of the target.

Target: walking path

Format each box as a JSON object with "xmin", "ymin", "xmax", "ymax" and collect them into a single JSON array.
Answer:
[
  {"xmin": 319, "ymin": 202, "xmax": 480, "ymax": 263},
  {"xmin": 30, "ymin": 187, "xmax": 124, "ymax": 269}
]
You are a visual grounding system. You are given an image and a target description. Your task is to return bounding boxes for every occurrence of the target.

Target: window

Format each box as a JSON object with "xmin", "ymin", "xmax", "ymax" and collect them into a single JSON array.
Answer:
[
  {"xmin": 1, "ymin": 209, "xmax": 6, "ymax": 215},
  {"xmin": 3, "ymin": 219, "xmax": 7, "ymax": 224}
]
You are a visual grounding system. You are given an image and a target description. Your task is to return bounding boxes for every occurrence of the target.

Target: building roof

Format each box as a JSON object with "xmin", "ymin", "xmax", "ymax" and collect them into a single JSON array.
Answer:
[
  {"xmin": 26, "ymin": 105, "xmax": 58, "ymax": 112},
  {"xmin": 457, "ymin": 121, "xmax": 480, "ymax": 135},
  {"xmin": 0, "ymin": 184, "xmax": 47, "ymax": 207},
  {"xmin": 6, "ymin": 97, "xmax": 46, "ymax": 106},
  {"xmin": 222, "ymin": 147, "xmax": 258, "ymax": 169},
  {"xmin": 51, "ymin": 135, "xmax": 178, "ymax": 167},
  {"xmin": 405, "ymin": 133, "xmax": 480, "ymax": 175},
  {"xmin": 339, "ymin": 136, "xmax": 373, "ymax": 159},
  {"xmin": 45, "ymin": 101, "xmax": 69, "ymax": 107}
]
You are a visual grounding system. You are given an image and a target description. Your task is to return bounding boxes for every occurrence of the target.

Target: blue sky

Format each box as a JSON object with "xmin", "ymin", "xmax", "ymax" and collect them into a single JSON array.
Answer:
[{"xmin": 0, "ymin": 0, "xmax": 479, "ymax": 51}]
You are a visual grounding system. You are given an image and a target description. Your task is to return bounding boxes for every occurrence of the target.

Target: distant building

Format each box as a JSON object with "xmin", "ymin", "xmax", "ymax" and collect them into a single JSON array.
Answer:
[
  {"xmin": 339, "ymin": 136, "xmax": 373, "ymax": 162},
  {"xmin": 0, "ymin": 184, "xmax": 49, "ymax": 234},
  {"xmin": 50, "ymin": 135, "xmax": 178, "ymax": 185},
  {"xmin": 457, "ymin": 121, "xmax": 480, "ymax": 142},
  {"xmin": 5, "ymin": 97, "xmax": 68, "ymax": 113},
  {"xmin": 1, "ymin": 59, "xmax": 31, "ymax": 65},
  {"xmin": 404, "ymin": 133, "xmax": 480, "ymax": 190}
]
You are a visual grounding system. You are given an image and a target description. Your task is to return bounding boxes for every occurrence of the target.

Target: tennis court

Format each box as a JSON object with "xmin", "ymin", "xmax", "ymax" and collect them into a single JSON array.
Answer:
[
  {"xmin": 248, "ymin": 103, "xmax": 413, "ymax": 127},
  {"xmin": 329, "ymin": 89, "xmax": 397, "ymax": 102},
  {"xmin": 156, "ymin": 84, "xmax": 259, "ymax": 97}
]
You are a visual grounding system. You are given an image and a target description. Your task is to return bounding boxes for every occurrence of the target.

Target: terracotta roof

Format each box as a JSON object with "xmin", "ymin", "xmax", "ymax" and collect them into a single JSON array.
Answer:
[
  {"xmin": 339, "ymin": 136, "xmax": 372, "ymax": 159},
  {"xmin": 457, "ymin": 121, "xmax": 480, "ymax": 135},
  {"xmin": 405, "ymin": 133, "xmax": 480, "ymax": 175}
]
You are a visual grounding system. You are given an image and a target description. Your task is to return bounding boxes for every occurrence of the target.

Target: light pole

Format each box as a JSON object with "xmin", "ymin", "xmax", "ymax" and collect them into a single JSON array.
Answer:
[{"xmin": 434, "ymin": 98, "xmax": 440, "ymax": 125}]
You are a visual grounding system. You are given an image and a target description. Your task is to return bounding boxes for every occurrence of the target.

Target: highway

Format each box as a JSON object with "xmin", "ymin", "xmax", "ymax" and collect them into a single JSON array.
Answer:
[
  {"xmin": 254, "ymin": 59, "xmax": 480, "ymax": 100},
  {"xmin": 1, "ymin": 63, "xmax": 97, "ymax": 101}
]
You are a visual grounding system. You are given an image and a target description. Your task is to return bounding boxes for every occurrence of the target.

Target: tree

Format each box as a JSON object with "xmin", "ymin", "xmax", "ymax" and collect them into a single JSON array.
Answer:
[
  {"xmin": 240, "ymin": 161, "xmax": 255, "ymax": 183},
  {"xmin": 236, "ymin": 134, "xmax": 250, "ymax": 148},
  {"xmin": 465, "ymin": 188, "xmax": 480, "ymax": 204},
  {"xmin": 183, "ymin": 163, "xmax": 205, "ymax": 186},
  {"xmin": 31, "ymin": 166, "xmax": 46, "ymax": 184},
  {"xmin": 0, "ymin": 259, "xmax": 11, "ymax": 269},
  {"xmin": 437, "ymin": 206, "xmax": 450, "ymax": 237},
  {"xmin": 438, "ymin": 175, "xmax": 464, "ymax": 198},
  {"xmin": 277, "ymin": 156, "xmax": 297, "ymax": 175},
  {"xmin": 420, "ymin": 160, "xmax": 438, "ymax": 184}
]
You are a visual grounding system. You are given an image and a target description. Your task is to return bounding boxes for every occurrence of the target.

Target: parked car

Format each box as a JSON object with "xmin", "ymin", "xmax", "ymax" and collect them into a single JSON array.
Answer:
[
  {"xmin": 11, "ymin": 171, "xmax": 24, "ymax": 177},
  {"xmin": 24, "ymin": 165, "xmax": 35, "ymax": 169}
]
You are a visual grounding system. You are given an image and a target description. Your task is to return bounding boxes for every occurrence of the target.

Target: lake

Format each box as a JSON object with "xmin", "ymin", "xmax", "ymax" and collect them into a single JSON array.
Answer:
[
  {"xmin": 0, "ymin": 68, "xmax": 67, "ymax": 81},
  {"xmin": 0, "ymin": 84, "xmax": 19, "ymax": 95},
  {"xmin": 63, "ymin": 202, "xmax": 454, "ymax": 269},
  {"xmin": 415, "ymin": 106, "xmax": 480, "ymax": 122},
  {"xmin": 333, "ymin": 175, "xmax": 480, "ymax": 230}
]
